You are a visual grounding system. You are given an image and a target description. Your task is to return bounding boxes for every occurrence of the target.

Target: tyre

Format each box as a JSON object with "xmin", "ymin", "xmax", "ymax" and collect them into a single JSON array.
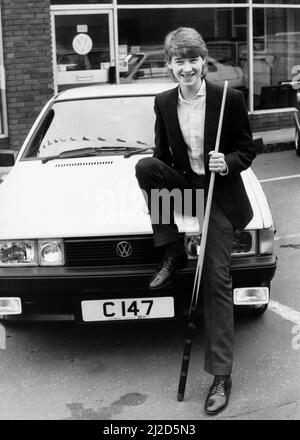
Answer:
[
  {"xmin": 248, "ymin": 303, "xmax": 268, "ymax": 316},
  {"xmin": 295, "ymin": 127, "xmax": 300, "ymax": 157},
  {"xmin": 235, "ymin": 303, "xmax": 268, "ymax": 317}
]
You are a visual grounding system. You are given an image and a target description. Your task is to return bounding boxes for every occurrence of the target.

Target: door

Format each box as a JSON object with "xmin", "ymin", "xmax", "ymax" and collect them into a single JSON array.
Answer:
[{"xmin": 52, "ymin": 10, "xmax": 115, "ymax": 92}]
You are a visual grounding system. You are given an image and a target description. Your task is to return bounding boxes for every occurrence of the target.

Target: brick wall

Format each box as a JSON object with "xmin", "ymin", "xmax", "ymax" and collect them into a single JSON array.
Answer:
[
  {"xmin": 0, "ymin": 0, "xmax": 53, "ymax": 151},
  {"xmin": 250, "ymin": 111, "xmax": 295, "ymax": 132}
]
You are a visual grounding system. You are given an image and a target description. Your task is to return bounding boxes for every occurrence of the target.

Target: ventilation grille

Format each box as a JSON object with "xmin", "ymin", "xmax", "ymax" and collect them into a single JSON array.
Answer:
[
  {"xmin": 55, "ymin": 161, "xmax": 113, "ymax": 167},
  {"xmin": 64, "ymin": 235, "xmax": 183, "ymax": 267}
]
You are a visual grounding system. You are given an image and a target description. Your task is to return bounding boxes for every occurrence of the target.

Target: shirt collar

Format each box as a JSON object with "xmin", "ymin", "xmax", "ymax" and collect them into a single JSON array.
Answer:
[{"xmin": 178, "ymin": 79, "xmax": 206, "ymax": 103}]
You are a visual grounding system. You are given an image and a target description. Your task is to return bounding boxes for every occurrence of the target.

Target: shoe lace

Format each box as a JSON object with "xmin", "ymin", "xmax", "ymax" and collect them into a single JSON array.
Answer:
[
  {"xmin": 210, "ymin": 379, "xmax": 225, "ymax": 396},
  {"xmin": 160, "ymin": 256, "xmax": 175, "ymax": 272}
]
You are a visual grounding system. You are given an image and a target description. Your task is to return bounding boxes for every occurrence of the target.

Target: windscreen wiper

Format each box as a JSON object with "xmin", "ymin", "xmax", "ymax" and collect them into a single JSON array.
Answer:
[
  {"xmin": 124, "ymin": 146, "xmax": 155, "ymax": 158},
  {"xmin": 41, "ymin": 146, "xmax": 134, "ymax": 164}
]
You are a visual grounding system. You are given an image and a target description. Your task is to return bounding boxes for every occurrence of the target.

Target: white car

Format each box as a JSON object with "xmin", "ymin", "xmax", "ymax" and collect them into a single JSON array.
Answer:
[
  {"xmin": 120, "ymin": 51, "xmax": 245, "ymax": 89},
  {"xmin": 0, "ymin": 83, "xmax": 276, "ymax": 322}
]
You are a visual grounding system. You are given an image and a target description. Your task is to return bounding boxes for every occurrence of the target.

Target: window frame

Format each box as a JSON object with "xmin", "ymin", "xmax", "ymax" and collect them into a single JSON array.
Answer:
[{"xmin": 49, "ymin": 2, "xmax": 300, "ymax": 115}]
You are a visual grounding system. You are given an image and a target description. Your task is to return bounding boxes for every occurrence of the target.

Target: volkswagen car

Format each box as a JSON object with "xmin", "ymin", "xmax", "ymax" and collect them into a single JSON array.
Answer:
[{"xmin": 0, "ymin": 83, "xmax": 276, "ymax": 323}]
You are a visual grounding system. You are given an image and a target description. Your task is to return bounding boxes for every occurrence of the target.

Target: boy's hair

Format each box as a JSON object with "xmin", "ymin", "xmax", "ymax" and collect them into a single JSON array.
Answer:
[{"xmin": 164, "ymin": 27, "xmax": 208, "ymax": 78}]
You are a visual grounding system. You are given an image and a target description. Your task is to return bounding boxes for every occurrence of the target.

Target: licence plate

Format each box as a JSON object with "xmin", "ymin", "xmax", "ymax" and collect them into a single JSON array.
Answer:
[{"xmin": 81, "ymin": 297, "xmax": 174, "ymax": 322}]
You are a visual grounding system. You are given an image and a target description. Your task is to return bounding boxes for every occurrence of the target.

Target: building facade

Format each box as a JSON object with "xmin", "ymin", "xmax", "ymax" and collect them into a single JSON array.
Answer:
[{"xmin": 0, "ymin": 0, "xmax": 300, "ymax": 150}]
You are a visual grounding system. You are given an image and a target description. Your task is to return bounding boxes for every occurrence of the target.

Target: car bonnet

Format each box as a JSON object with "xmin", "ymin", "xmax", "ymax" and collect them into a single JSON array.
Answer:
[{"xmin": 0, "ymin": 154, "xmax": 200, "ymax": 239}]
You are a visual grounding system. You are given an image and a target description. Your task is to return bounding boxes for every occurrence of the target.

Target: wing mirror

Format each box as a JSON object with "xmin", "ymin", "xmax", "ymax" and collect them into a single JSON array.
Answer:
[
  {"xmin": 0, "ymin": 149, "xmax": 18, "ymax": 167},
  {"xmin": 0, "ymin": 150, "xmax": 18, "ymax": 183}
]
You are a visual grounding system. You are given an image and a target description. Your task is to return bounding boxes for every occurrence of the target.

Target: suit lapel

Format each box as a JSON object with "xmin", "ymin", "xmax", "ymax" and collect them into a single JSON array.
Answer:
[{"xmin": 167, "ymin": 86, "xmax": 185, "ymax": 144}]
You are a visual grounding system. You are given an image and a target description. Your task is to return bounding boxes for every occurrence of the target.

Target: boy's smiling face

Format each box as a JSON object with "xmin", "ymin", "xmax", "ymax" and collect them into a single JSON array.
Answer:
[{"xmin": 167, "ymin": 55, "xmax": 205, "ymax": 89}]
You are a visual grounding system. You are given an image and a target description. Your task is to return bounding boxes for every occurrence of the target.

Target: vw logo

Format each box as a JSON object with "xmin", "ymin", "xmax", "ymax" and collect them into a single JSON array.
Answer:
[{"xmin": 116, "ymin": 241, "xmax": 132, "ymax": 258}]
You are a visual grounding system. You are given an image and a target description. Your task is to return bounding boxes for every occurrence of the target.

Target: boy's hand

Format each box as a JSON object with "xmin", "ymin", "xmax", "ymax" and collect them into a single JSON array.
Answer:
[{"xmin": 208, "ymin": 151, "xmax": 228, "ymax": 174}]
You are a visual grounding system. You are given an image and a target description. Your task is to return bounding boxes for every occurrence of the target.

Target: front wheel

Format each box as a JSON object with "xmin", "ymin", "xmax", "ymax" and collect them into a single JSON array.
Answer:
[
  {"xmin": 294, "ymin": 111, "xmax": 300, "ymax": 156},
  {"xmin": 295, "ymin": 127, "xmax": 300, "ymax": 156},
  {"xmin": 235, "ymin": 303, "xmax": 268, "ymax": 317},
  {"xmin": 247, "ymin": 303, "xmax": 268, "ymax": 316}
]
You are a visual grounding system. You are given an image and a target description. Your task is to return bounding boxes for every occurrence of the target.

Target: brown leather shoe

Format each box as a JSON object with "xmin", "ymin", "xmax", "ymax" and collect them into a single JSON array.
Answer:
[
  {"xmin": 205, "ymin": 376, "xmax": 232, "ymax": 416},
  {"xmin": 149, "ymin": 253, "xmax": 188, "ymax": 289}
]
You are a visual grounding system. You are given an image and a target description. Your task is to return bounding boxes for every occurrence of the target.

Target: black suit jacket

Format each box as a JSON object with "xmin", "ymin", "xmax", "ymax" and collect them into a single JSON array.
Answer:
[{"xmin": 153, "ymin": 81, "xmax": 256, "ymax": 230}]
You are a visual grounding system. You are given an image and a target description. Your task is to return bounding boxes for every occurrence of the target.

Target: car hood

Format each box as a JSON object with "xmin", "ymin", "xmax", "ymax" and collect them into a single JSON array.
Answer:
[
  {"xmin": 0, "ymin": 155, "xmax": 266, "ymax": 240},
  {"xmin": 0, "ymin": 154, "xmax": 202, "ymax": 239}
]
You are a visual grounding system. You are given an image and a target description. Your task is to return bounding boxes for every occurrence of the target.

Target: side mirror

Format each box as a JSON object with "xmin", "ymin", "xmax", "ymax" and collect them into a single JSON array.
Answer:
[
  {"xmin": 0, "ymin": 150, "xmax": 18, "ymax": 183},
  {"xmin": 0, "ymin": 149, "xmax": 18, "ymax": 167}
]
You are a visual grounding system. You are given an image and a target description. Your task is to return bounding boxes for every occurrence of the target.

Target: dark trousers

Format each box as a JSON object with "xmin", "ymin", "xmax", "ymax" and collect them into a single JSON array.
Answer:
[{"xmin": 136, "ymin": 157, "xmax": 235, "ymax": 375}]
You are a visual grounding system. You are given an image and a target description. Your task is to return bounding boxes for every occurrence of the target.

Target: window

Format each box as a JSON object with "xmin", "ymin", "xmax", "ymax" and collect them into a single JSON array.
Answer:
[
  {"xmin": 254, "ymin": 0, "xmax": 298, "ymax": 3},
  {"xmin": 135, "ymin": 54, "xmax": 169, "ymax": 80},
  {"xmin": 51, "ymin": 0, "xmax": 111, "ymax": 4},
  {"xmin": 118, "ymin": 8, "xmax": 249, "ymax": 97},
  {"xmin": 118, "ymin": 1, "xmax": 246, "ymax": 4},
  {"xmin": 253, "ymin": 7, "xmax": 300, "ymax": 110}
]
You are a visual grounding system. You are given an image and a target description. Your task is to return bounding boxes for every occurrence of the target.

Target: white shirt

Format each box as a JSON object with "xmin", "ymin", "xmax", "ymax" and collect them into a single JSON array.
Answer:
[{"xmin": 177, "ymin": 80, "xmax": 206, "ymax": 175}]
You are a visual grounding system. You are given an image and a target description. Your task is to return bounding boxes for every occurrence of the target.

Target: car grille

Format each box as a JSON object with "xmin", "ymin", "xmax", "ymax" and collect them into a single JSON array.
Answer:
[{"xmin": 64, "ymin": 235, "xmax": 185, "ymax": 267}]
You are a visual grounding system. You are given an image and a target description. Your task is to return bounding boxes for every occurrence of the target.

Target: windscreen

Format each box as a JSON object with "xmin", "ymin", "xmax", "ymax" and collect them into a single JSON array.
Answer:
[{"xmin": 23, "ymin": 95, "xmax": 156, "ymax": 159}]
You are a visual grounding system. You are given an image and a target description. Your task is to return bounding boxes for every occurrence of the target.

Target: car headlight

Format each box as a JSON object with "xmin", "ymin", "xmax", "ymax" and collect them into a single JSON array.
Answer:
[
  {"xmin": 231, "ymin": 230, "xmax": 256, "ymax": 256},
  {"xmin": 259, "ymin": 227, "xmax": 274, "ymax": 255},
  {"xmin": 0, "ymin": 240, "xmax": 38, "ymax": 266},
  {"xmin": 185, "ymin": 234, "xmax": 201, "ymax": 259},
  {"xmin": 38, "ymin": 239, "xmax": 64, "ymax": 266},
  {"xmin": 185, "ymin": 230, "xmax": 257, "ymax": 259}
]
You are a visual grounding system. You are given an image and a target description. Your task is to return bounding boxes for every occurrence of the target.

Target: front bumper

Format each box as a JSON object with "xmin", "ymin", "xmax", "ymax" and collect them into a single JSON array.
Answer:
[{"xmin": 0, "ymin": 254, "xmax": 277, "ymax": 321}]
